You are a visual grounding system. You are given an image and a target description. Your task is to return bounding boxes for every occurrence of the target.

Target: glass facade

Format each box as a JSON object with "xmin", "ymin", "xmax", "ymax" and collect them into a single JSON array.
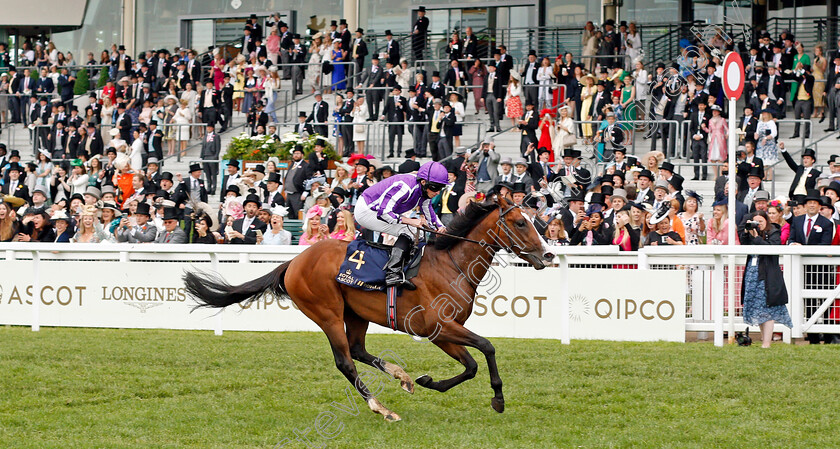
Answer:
[
  {"xmin": 619, "ymin": 0, "xmax": 679, "ymax": 24},
  {"xmin": 48, "ymin": 0, "xmax": 122, "ymax": 62}
]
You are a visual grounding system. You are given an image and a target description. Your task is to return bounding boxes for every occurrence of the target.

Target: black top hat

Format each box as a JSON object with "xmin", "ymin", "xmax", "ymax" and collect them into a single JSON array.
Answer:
[
  {"xmin": 567, "ymin": 190, "xmax": 586, "ymax": 203},
  {"xmin": 536, "ymin": 146, "xmax": 550, "ymax": 156},
  {"xmin": 160, "ymin": 172, "xmax": 174, "ymax": 182},
  {"xmin": 638, "ymin": 169, "xmax": 655, "ymax": 181},
  {"xmin": 492, "ymin": 48, "xmax": 501, "ymax": 56},
  {"xmin": 118, "ymin": 45, "xmax": 126, "ymax": 51},
  {"xmin": 418, "ymin": 6, "xmax": 426, "ymax": 12},
  {"xmin": 804, "ymin": 189, "xmax": 822, "ymax": 203},
  {"xmin": 339, "ymin": 19, "xmax": 348, "ymax": 25},
  {"xmin": 432, "ymin": 71, "xmax": 440, "ymax": 78},
  {"xmin": 747, "ymin": 166, "xmax": 764, "ymax": 179},
  {"xmin": 189, "ymin": 163, "xmax": 201, "ymax": 173},
  {"xmin": 227, "ymin": 159, "xmax": 240, "ymax": 168},
  {"xmin": 511, "ymin": 182, "xmax": 528, "ymax": 194},
  {"xmin": 292, "ymin": 33, "xmax": 301, "ymax": 40},
  {"xmin": 356, "ymin": 158, "xmax": 371, "ymax": 168},
  {"xmin": 385, "ymin": 29, "xmax": 393, "ymax": 36},
  {"xmin": 225, "ymin": 185, "xmax": 241, "ymax": 196},
  {"xmin": 299, "ymin": 111, "xmax": 308, "ymax": 118},
  {"xmin": 820, "ymin": 195, "xmax": 833, "ymax": 208},
  {"xmin": 589, "ymin": 192, "xmax": 607, "ymax": 207},
  {"xmin": 669, "ymin": 173, "xmax": 685, "ymax": 191},
  {"xmin": 135, "ymin": 202, "xmax": 152, "ymax": 216},
  {"xmin": 292, "ymin": 144, "xmax": 304, "ymax": 154},
  {"xmin": 829, "ymin": 154, "xmax": 839, "ymax": 164},
  {"xmin": 404, "ymin": 149, "xmax": 416, "ymax": 158},
  {"xmin": 250, "ymin": 13, "xmax": 258, "ymax": 19},
  {"xmin": 8, "ymin": 149, "xmax": 19, "ymax": 158},
  {"xmin": 266, "ymin": 172, "xmax": 281, "ymax": 184},
  {"xmin": 601, "ymin": 185, "xmax": 614, "ymax": 197},
  {"xmin": 330, "ymin": 20, "xmax": 338, "ymax": 27},
  {"xmin": 314, "ymin": 136, "xmax": 328, "ymax": 147},
  {"xmin": 528, "ymin": 49, "xmax": 537, "ymax": 57},
  {"xmin": 561, "ymin": 147, "xmax": 579, "ymax": 159},
  {"xmin": 243, "ymin": 193, "xmax": 262, "ymax": 208},
  {"xmin": 253, "ymin": 164, "xmax": 266, "ymax": 174},
  {"xmin": 6, "ymin": 162, "xmax": 22, "ymax": 172},
  {"xmin": 660, "ymin": 161, "xmax": 675, "ymax": 172},
  {"xmin": 355, "ymin": 28, "xmax": 364, "ymax": 34},
  {"xmin": 802, "ymin": 148, "xmax": 816, "ymax": 159},
  {"xmin": 162, "ymin": 207, "xmax": 179, "ymax": 221},
  {"xmin": 826, "ymin": 181, "xmax": 840, "ymax": 196},
  {"xmin": 332, "ymin": 186, "xmax": 348, "ymax": 198}
]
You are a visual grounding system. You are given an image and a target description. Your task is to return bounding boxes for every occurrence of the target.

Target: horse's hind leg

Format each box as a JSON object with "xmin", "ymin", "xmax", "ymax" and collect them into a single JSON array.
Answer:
[
  {"xmin": 320, "ymin": 319, "xmax": 402, "ymax": 422},
  {"xmin": 415, "ymin": 341, "xmax": 478, "ymax": 393},
  {"xmin": 344, "ymin": 309, "xmax": 414, "ymax": 394}
]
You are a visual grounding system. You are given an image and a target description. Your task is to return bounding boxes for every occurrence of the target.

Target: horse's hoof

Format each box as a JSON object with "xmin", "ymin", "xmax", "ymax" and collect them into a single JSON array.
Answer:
[
  {"xmin": 491, "ymin": 397, "xmax": 505, "ymax": 413},
  {"xmin": 400, "ymin": 379, "xmax": 415, "ymax": 394},
  {"xmin": 415, "ymin": 374, "xmax": 433, "ymax": 388},
  {"xmin": 384, "ymin": 412, "xmax": 402, "ymax": 422}
]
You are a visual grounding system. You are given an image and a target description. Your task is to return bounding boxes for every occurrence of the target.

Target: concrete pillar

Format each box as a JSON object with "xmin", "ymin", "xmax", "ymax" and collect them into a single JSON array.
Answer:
[
  {"xmin": 344, "ymin": 0, "xmax": 358, "ymax": 30},
  {"xmin": 122, "ymin": 0, "xmax": 136, "ymax": 56}
]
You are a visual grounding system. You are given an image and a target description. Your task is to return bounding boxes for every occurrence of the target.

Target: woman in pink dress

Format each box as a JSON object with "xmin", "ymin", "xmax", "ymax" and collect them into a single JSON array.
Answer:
[
  {"xmin": 706, "ymin": 104, "xmax": 728, "ymax": 178},
  {"xmin": 329, "ymin": 210, "xmax": 356, "ymax": 242},
  {"xmin": 211, "ymin": 54, "xmax": 225, "ymax": 90}
]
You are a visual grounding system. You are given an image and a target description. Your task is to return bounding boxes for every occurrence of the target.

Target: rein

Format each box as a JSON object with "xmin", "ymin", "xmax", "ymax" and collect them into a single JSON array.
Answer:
[{"xmin": 406, "ymin": 204, "xmax": 520, "ymax": 252}]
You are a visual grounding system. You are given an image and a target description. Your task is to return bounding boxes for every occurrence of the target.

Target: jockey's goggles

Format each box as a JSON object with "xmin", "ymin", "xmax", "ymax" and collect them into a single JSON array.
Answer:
[{"xmin": 424, "ymin": 182, "xmax": 446, "ymax": 192}]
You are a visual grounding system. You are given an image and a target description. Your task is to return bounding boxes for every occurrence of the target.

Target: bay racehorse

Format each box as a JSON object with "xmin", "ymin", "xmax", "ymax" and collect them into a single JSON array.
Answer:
[{"xmin": 184, "ymin": 194, "xmax": 553, "ymax": 421}]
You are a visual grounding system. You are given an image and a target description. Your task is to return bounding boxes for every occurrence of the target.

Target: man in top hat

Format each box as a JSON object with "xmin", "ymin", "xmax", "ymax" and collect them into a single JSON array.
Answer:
[
  {"xmin": 249, "ymin": 101, "xmax": 269, "ymax": 136},
  {"xmin": 285, "ymin": 145, "xmax": 311, "ymax": 218},
  {"xmin": 398, "ymin": 149, "xmax": 421, "ymax": 174},
  {"xmin": 178, "ymin": 163, "xmax": 208, "ymax": 203},
  {"xmin": 468, "ymin": 137, "xmax": 500, "ymax": 193},
  {"xmin": 426, "ymin": 98, "xmax": 447, "ymax": 161},
  {"xmin": 358, "ymin": 54, "xmax": 384, "ymax": 119},
  {"xmin": 198, "ymin": 80, "xmax": 221, "ymax": 128},
  {"xmin": 822, "ymin": 154, "xmax": 840, "ymax": 181},
  {"xmin": 738, "ymin": 105, "xmax": 759, "ymax": 145},
  {"xmin": 307, "ymin": 91, "xmax": 330, "ymax": 138},
  {"xmin": 295, "ymin": 111, "xmax": 314, "ymax": 136},
  {"xmin": 443, "ymin": 59, "xmax": 467, "ymax": 98},
  {"xmin": 412, "ymin": 7, "xmax": 429, "ymax": 61},
  {"xmin": 382, "ymin": 85, "xmax": 407, "ymax": 158},
  {"xmin": 521, "ymin": 49, "xmax": 539, "ymax": 107},
  {"xmin": 248, "ymin": 14, "xmax": 263, "ymax": 42},
  {"xmin": 519, "ymin": 102, "xmax": 539, "ymax": 161},
  {"xmin": 116, "ymin": 202, "xmax": 157, "ymax": 243},
  {"xmin": 792, "ymin": 63, "xmax": 815, "ymax": 139},
  {"xmin": 111, "ymin": 45, "xmax": 133, "ymax": 82},
  {"xmin": 668, "ymin": 173, "xmax": 685, "ymax": 211},
  {"xmin": 428, "ymin": 71, "xmax": 445, "ymax": 100},
  {"xmin": 659, "ymin": 161, "xmax": 675, "ymax": 182},
  {"xmin": 782, "ymin": 143, "xmax": 820, "ymax": 197},
  {"xmin": 789, "ymin": 189, "xmax": 833, "ymax": 245},
  {"xmin": 590, "ymin": 80, "xmax": 610, "ymax": 122},
  {"xmin": 277, "ymin": 22, "xmax": 293, "ymax": 79},
  {"xmin": 384, "ymin": 29, "xmax": 400, "ymax": 66},
  {"xmin": 759, "ymin": 63, "xmax": 786, "ymax": 116},
  {"xmin": 155, "ymin": 208, "xmax": 187, "ymax": 244},
  {"xmin": 219, "ymin": 160, "xmax": 240, "ymax": 201},
  {"xmin": 351, "ymin": 28, "xmax": 368, "ymax": 76},
  {"xmin": 825, "ymin": 54, "xmax": 840, "ymax": 132},
  {"xmin": 651, "ymin": 179, "xmax": 670, "ymax": 211},
  {"xmin": 47, "ymin": 121, "xmax": 68, "ymax": 159},
  {"xmin": 201, "ymin": 125, "xmax": 222, "ymax": 195},
  {"xmin": 229, "ymin": 193, "xmax": 268, "ymax": 244},
  {"xmin": 290, "ymin": 33, "xmax": 308, "ymax": 95},
  {"xmin": 263, "ymin": 172, "xmax": 285, "ymax": 208},
  {"xmin": 635, "ymin": 169, "xmax": 656, "ymax": 205},
  {"xmin": 328, "ymin": 20, "xmax": 340, "ymax": 42},
  {"xmin": 528, "ymin": 146, "xmax": 554, "ymax": 190},
  {"xmin": 1, "ymin": 162, "xmax": 30, "ymax": 204},
  {"xmin": 688, "ymin": 100, "xmax": 710, "ymax": 180},
  {"xmin": 735, "ymin": 141, "xmax": 764, "ymax": 192},
  {"xmin": 483, "ymin": 61, "xmax": 504, "ymax": 132}
]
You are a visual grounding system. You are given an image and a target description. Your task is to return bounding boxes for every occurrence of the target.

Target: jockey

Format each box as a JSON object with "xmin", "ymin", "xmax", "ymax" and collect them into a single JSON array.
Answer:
[{"xmin": 355, "ymin": 160, "xmax": 449, "ymax": 290}]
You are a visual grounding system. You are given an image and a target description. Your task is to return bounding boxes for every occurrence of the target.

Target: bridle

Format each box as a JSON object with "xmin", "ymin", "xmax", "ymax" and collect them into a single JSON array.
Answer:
[{"xmin": 411, "ymin": 203, "xmax": 521, "ymax": 254}]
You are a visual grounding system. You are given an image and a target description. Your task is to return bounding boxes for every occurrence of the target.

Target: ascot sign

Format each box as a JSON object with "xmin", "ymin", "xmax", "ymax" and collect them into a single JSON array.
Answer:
[{"xmin": 0, "ymin": 262, "xmax": 685, "ymax": 342}]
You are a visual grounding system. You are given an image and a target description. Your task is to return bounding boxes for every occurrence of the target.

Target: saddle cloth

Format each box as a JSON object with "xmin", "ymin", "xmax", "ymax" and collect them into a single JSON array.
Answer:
[{"xmin": 336, "ymin": 238, "xmax": 425, "ymax": 291}]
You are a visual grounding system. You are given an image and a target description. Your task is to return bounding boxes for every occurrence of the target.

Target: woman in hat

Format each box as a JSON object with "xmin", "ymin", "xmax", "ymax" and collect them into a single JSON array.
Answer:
[
  {"xmin": 767, "ymin": 199, "xmax": 790, "ymax": 245},
  {"xmin": 643, "ymin": 150, "xmax": 664, "ymax": 179},
  {"xmin": 755, "ymin": 108, "xmax": 778, "ymax": 178},
  {"xmin": 191, "ymin": 214, "xmax": 219, "ymax": 244},
  {"xmin": 351, "ymin": 96, "xmax": 369, "ymax": 153},
  {"xmin": 68, "ymin": 160, "xmax": 90, "ymax": 196},
  {"xmin": 331, "ymin": 40, "xmax": 348, "ymax": 91},
  {"xmin": 645, "ymin": 209, "xmax": 684, "ymax": 246},
  {"xmin": 266, "ymin": 27, "xmax": 281, "ymax": 65},
  {"xmin": 0, "ymin": 199, "xmax": 20, "ymax": 242},
  {"xmin": 180, "ymin": 81, "xmax": 198, "ymax": 118},
  {"xmin": 790, "ymin": 43, "xmax": 811, "ymax": 103},
  {"xmin": 331, "ymin": 163, "xmax": 352, "ymax": 190},
  {"xmin": 231, "ymin": 56, "xmax": 247, "ymax": 112},
  {"xmin": 300, "ymin": 205, "xmax": 329, "ymax": 245},
  {"xmin": 536, "ymin": 57, "xmax": 554, "ymax": 110},
  {"xmin": 174, "ymin": 98, "xmax": 193, "ymax": 157},
  {"xmin": 16, "ymin": 208, "xmax": 54, "ymax": 242},
  {"xmin": 73, "ymin": 205, "xmax": 112, "ymax": 243},
  {"xmin": 468, "ymin": 58, "xmax": 487, "ymax": 113},
  {"xmin": 100, "ymin": 201, "xmax": 122, "ymax": 235},
  {"xmin": 707, "ymin": 104, "xmax": 728, "ymax": 177},
  {"xmin": 264, "ymin": 66, "xmax": 282, "ymax": 122},
  {"xmin": 306, "ymin": 33, "xmax": 324, "ymax": 93},
  {"xmin": 813, "ymin": 44, "xmax": 827, "ymax": 121},
  {"xmin": 329, "ymin": 209, "xmax": 356, "ymax": 242},
  {"xmin": 554, "ymin": 106, "xmax": 576, "ymax": 157},
  {"xmin": 543, "ymin": 217, "xmax": 569, "ymax": 246},
  {"xmin": 579, "ymin": 74, "xmax": 596, "ymax": 140},
  {"xmin": 706, "ymin": 199, "xmax": 738, "ymax": 245},
  {"xmin": 505, "ymin": 71, "xmax": 523, "ymax": 129},
  {"xmin": 163, "ymin": 95, "xmax": 179, "ymax": 156},
  {"xmin": 261, "ymin": 205, "xmax": 292, "ymax": 245},
  {"xmin": 87, "ymin": 156, "xmax": 103, "ymax": 189},
  {"xmin": 448, "ymin": 92, "xmax": 465, "ymax": 147},
  {"xmin": 628, "ymin": 202, "xmax": 649, "ymax": 245},
  {"xmin": 537, "ymin": 108, "xmax": 555, "ymax": 162},
  {"xmin": 678, "ymin": 191, "xmax": 705, "ymax": 245},
  {"xmin": 129, "ymin": 129, "xmax": 145, "ymax": 171},
  {"xmin": 35, "ymin": 150, "xmax": 54, "ymax": 189},
  {"xmin": 619, "ymin": 75, "xmax": 636, "ymax": 124},
  {"xmin": 739, "ymin": 210, "xmax": 791, "ymax": 347},
  {"xmin": 50, "ymin": 209, "xmax": 74, "ymax": 243}
]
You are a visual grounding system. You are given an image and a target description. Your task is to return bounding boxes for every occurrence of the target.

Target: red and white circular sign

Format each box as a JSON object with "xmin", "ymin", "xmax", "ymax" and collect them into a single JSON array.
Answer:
[{"xmin": 722, "ymin": 52, "xmax": 744, "ymax": 100}]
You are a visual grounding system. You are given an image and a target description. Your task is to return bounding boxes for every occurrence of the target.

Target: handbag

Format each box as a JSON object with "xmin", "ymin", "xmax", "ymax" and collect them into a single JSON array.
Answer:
[
  {"xmin": 562, "ymin": 133, "xmax": 577, "ymax": 147},
  {"xmin": 354, "ymin": 124, "xmax": 365, "ymax": 134},
  {"xmin": 322, "ymin": 61, "xmax": 333, "ymax": 75}
]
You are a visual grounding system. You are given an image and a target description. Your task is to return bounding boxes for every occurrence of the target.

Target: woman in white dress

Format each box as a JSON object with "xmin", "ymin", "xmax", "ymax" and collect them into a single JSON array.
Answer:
[
  {"xmin": 553, "ymin": 105, "xmax": 576, "ymax": 157},
  {"xmin": 351, "ymin": 96, "xmax": 369, "ymax": 154},
  {"xmin": 632, "ymin": 61, "xmax": 649, "ymax": 119},
  {"xmin": 536, "ymin": 57, "xmax": 555, "ymax": 110},
  {"xmin": 174, "ymin": 99, "xmax": 193, "ymax": 157},
  {"xmin": 395, "ymin": 59, "xmax": 412, "ymax": 97},
  {"xmin": 320, "ymin": 36, "xmax": 334, "ymax": 94},
  {"xmin": 261, "ymin": 207, "xmax": 293, "ymax": 245},
  {"xmin": 755, "ymin": 110, "xmax": 778, "ymax": 180},
  {"xmin": 625, "ymin": 22, "xmax": 643, "ymax": 71},
  {"xmin": 306, "ymin": 33, "xmax": 324, "ymax": 93},
  {"xmin": 264, "ymin": 67, "xmax": 282, "ymax": 122},
  {"xmin": 129, "ymin": 129, "xmax": 145, "ymax": 170}
]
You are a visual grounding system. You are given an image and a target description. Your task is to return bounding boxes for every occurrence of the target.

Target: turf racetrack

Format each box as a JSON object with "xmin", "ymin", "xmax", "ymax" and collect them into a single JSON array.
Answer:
[{"xmin": 1, "ymin": 327, "xmax": 839, "ymax": 448}]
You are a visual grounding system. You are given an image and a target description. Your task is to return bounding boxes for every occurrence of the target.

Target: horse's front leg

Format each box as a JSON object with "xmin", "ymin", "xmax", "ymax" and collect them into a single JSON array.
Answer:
[{"xmin": 415, "ymin": 341, "xmax": 477, "ymax": 392}]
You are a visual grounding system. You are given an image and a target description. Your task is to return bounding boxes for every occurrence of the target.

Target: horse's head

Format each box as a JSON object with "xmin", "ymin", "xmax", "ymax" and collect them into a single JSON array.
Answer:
[{"xmin": 488, "ymin": 194, "xmax": 554, "ymax": 270}]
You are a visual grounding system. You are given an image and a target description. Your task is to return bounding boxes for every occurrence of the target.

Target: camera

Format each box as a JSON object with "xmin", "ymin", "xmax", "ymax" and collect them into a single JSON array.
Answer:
[{"xmin": 744, "ymin": 220, "xmax": 760, "ymax": 231}]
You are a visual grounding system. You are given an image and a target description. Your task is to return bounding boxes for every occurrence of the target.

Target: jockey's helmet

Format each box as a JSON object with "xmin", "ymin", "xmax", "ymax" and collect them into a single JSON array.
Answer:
[{"xmin": 417, "ymin": 161, "xmax": 449, "ymax": 191}]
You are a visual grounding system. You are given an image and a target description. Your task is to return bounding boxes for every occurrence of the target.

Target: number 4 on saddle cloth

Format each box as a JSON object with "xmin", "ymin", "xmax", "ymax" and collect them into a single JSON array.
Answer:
[{"xmin": 336, "ymin": 239, "xmax": 426, "ymax": 292}]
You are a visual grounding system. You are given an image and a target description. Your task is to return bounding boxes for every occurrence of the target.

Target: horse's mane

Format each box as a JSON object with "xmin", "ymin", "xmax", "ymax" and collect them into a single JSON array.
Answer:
[{"xmin": 434, "ymin": 201, "xmax": 498, "ymax": 250}]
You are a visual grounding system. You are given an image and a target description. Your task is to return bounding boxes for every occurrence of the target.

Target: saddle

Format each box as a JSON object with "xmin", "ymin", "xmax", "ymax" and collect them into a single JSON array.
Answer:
[{"xmin": 336, "ymin": 238, "xmax": 425, "ymax": 292}]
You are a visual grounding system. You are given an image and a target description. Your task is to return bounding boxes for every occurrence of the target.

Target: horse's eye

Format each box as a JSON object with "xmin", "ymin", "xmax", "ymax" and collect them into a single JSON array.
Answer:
[{"xmin": 515, "ymin": 220, "xmax": 526, "ymax": 228}]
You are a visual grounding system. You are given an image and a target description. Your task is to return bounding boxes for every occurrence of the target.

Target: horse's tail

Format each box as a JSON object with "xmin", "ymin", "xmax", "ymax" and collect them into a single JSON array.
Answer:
[{"xmin": 185, "ymin": 261, "xmax": 292, "ymax": 310}]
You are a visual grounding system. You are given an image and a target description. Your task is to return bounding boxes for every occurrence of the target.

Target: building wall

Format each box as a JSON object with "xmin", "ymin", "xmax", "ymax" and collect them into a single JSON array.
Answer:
[{"xmin": 50, "ymin": 0, "xmax": 123, "ymax": 62}]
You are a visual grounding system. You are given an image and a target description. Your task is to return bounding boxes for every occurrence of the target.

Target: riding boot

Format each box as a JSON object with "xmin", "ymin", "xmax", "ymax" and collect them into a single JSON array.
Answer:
[{"xmin": 385, "ymin": 235, "xmax": 416, "ymax": 290}]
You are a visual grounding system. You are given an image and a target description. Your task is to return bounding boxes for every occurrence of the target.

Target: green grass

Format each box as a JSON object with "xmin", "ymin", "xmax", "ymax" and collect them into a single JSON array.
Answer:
[{"xmin": 1, "ymin": 327, "xmax": 839, "ymax": 448}]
